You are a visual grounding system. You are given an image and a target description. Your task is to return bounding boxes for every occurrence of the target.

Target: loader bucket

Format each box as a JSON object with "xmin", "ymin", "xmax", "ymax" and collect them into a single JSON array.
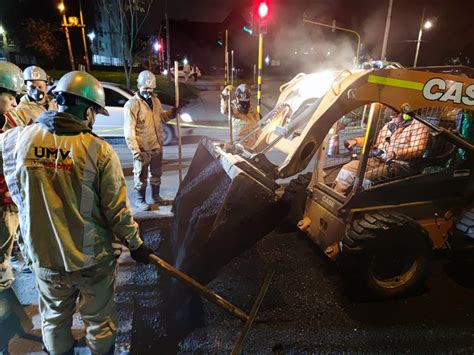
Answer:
[{"xmin": 170, "ymin": 138, "xmax": 285, "ymax": 284}]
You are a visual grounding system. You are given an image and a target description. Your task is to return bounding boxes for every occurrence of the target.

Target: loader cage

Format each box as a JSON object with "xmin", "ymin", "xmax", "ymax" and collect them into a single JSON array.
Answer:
[{"xmin": 312, "ymin": 103, "xmax": 473, "ymax": 207}]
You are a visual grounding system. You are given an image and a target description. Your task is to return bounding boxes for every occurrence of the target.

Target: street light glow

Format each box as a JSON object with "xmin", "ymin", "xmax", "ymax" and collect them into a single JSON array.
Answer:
[
  {"xmin": 0, "ymin": 26, "xmax": 4, "ymax": 35},
  {"xmin": 265, "ymin": 55, "xmax": 270, "ymax": 65},
  {"xmin": 183, "ymin": 58, "xmax": 188, "ymax": 65},
  {"xmin": 58, "ymin": 3, "xmax": 65, "ymax": 12},
  {"xmin": 87, "ymin": 31, "xmax": 96, "ymax": 41},
  {"xmin": 153, "ymin": 41, "xmax": 162, "ymax": 52},
  {"xmin": 424, "ymin": 20, "xmax": 433, "ymax": 29}
]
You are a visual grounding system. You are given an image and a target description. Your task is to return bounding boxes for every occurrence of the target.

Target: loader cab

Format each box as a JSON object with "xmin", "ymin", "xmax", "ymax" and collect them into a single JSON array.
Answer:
[{"xmin": 314, "ymin": 103, "xmax": 470, "ymax": 198}]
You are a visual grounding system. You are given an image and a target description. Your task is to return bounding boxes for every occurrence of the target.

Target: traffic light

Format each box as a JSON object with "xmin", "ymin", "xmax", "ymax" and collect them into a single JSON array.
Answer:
[
  {"xmin": 243, "ymin": 26, "xmax": 253, "ymax": 35},
  {"xmin": 253, "ymin": 1, "xmax": 269, "ymax": 34},
  {"xmin": 258, "ymin": 1, "xmax": 268, "ymax": 20}
]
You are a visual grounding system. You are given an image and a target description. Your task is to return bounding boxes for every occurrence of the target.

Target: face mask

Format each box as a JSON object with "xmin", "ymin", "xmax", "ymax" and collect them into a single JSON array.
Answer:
[
  {"xmin": 140, "ymin": 91, "xmax": 152, "ymax": 100},
  {"xmin": 236, "ymin": 100, "xmax": 250, "ymax": 114},
  {"xmin": 28, "ymin": 88, "xmax": 45, "ymax": 102},
  {"xmin": 86, "ymin": 108, "xmax": 96, "ymax": 129}
]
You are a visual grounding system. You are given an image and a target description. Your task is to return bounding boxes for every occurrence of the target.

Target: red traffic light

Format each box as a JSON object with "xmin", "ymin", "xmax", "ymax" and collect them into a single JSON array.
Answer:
[{"xmin": 258, "ymin": 1, "xmax": 268, "ymax": 19}]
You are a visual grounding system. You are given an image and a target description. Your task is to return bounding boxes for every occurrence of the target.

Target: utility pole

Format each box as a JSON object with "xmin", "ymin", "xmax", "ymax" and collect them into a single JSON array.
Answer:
[
  {"xmin": 224, "ymin": 29, "xmax": 229, "ymax": 85},
  {"xmin": 413, "ymin": 7, "xmax": 426, "ymax": 67},
  {"xmin": 165, "ymin": 9, "xmax": 171, "ymax": 78},
  {"xmin": 231, "ymin": 50, "xmax": 234, "ymax": 85},
  {"xmin": 79, "ymin": 0, "xmax": 91, "ymax": 71},
  {"xmin": 381, "ymin": 0, "xmax": 393, "ymax": 60}
]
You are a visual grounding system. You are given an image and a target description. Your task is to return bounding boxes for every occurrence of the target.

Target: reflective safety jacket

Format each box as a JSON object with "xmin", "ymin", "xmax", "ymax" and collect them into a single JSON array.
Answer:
[
  {"xmin": 124, "ymin": 94, "xmax": 173, "ymax": 154},
  {"xmin": 220, "ymin": 97, "xmax": 260, "ymax": 147},
  {"xmin": 0, "ymin": 111, "xmax": 142, "ymax": 271},
  {"xmin": 16, "ymin": 95, "xmax": 57, "ymax": 126}
]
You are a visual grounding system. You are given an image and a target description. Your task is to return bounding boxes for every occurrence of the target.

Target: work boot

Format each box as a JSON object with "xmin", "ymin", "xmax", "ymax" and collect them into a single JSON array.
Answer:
[
  {"xmin": 151, "ymin": 185, "xmax": 173, "ymax": 206},
  {"xmin": 134, "ymin": 189, "xmax": 150, "ymax": 211}
]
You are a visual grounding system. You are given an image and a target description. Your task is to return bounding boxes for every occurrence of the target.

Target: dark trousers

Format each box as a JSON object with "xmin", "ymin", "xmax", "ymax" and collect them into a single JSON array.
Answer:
[{"xmin": 132, "ymin": 150, "xmax": 163, "ymax": 191}]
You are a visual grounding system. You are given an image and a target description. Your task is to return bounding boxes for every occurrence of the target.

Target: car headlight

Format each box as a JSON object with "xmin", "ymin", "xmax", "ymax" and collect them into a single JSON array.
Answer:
[{"xmin": 180, "ymin": 113, "xmax": 192, "ymax": 123}]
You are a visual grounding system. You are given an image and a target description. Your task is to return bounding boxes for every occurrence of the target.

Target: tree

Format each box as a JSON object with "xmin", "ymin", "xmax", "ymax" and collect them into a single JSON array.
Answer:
[
  {"xmin": 22, "ymin": 18, "xmax": 61, "ymax": 63},
  {"xmin": 96, "ymin": 0, "xmax": 154, "ymax": 88}
]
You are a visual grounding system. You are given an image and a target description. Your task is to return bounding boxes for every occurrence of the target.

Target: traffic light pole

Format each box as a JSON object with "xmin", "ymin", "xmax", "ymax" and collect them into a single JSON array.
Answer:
[
  {"xmin": 303, "ymin": 19, "xmax": 361, "ymax": 66},
  {"xmin": 257, "ymin": 32, "xmax": 263, "ymax": 117}
]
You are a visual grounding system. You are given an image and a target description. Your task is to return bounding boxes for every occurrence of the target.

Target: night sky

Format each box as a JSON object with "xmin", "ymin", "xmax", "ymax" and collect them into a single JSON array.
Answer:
[{"xmin": 1, "ymin": 0, "xmax": 473, "ymax": 68}]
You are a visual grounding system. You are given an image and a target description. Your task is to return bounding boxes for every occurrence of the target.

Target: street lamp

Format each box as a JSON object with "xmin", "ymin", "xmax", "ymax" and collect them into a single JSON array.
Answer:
[
  {"xmin": 413, "ymin": 7, "xmax": 433, "ymax": 67},
  {"xmin": 87, "ymin": 31, "xmax": 96, "ymax": 42}
]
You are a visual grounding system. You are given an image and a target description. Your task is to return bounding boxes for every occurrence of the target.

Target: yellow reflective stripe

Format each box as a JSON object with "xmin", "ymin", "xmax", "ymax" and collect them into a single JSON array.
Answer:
[{"xmin": 368, "ymin": 75, "xmax": 424, "ymax": 90}]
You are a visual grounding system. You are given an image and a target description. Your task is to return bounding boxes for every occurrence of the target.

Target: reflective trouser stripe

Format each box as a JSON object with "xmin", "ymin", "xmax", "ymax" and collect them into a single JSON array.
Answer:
[
  {"xmin": 80, "ymin": 138, "xmax": 101, "ymax": 268},
  {"xmin": 3, "ymin": 127, "xmax": 24, "ymax": 211}
]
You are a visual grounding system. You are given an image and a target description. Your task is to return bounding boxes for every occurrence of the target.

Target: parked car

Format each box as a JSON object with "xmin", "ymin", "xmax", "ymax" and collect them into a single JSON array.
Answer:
[
  {"xmin": 50, "ymin": 81, "xmax": 192, "ymax": 145},
  {"xmin": 162, "ymin": 66, "xmax": 185, "ymax": 78}
]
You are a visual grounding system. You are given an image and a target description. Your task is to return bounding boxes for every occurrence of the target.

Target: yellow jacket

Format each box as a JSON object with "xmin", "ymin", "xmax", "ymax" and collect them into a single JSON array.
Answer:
[
  {"xmin": 124, "ymin": 94, "xmax": 173, "ymax": 154},
  {"xmin": 220, "ymin": 97, "xmax": 260, "ymax": 147},
  {"xmin": 0, "ymin": 111, "xmax": 142, "ymax": 272},
  {"xmin": 16, "ymin": 94, "xmax": 57, "ymax": 125}
]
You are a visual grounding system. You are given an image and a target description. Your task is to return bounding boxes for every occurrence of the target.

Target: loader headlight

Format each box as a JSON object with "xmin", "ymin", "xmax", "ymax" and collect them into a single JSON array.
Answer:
[
  {"xmin": 180, "ymin": 113, "xmax": 193, "ymax": 123},
  {"xmin": 298, "ymin": 71, "xmax": 334, "ymax": 99}
]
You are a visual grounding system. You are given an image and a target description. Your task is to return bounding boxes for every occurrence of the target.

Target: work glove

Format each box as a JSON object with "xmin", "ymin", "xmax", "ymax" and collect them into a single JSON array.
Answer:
[
  {"xmin": 171, "ymin": 107, "xmax": 179, "ymax": 118},
  {"xmin": 369, "ymin": 148, "xmax": 385, "ymax": 158},
  {"xmin": 130, "ymin": 243, "xmax": 154, "ymax": 265},
  {"xmin": 343, "ymin": 139, "xmax": 357, "ymax": 150},
  {"xmin": 380, "ymin": 151, "xmax": 396, "ymax": 162},
  {"xmin": 133, "ymin": 151, "xmax": 148, "ymax": 162}
]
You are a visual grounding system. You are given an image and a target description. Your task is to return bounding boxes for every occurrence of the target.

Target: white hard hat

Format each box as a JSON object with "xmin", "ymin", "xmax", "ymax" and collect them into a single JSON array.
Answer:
[
  {"xmin": 24, "ymin": 66, "xmax": 48, "ymax": 82},
  {"xmin": 137, "ymin": 70, "xmax": 156, "ymax": 89}
]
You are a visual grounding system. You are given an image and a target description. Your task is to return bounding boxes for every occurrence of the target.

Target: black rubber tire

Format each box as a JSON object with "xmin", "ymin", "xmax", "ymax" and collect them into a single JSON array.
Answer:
[
  {"xmin": 162, "ymin": 124, "xmax": 174, "ymax": 146},
  {"xmin": 341, "ymin": 210, "xmax": 432, "ymax": 299},
  {"xmin": 279, "ymin": 172, "xmax": 312, "ymax": 231}
]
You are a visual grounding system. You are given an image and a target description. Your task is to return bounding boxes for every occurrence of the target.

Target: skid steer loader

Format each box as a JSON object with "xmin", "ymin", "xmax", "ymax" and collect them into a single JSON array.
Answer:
[{"xmin": 170, "ymin": 63, "xmax": 474, "ymax": 298}]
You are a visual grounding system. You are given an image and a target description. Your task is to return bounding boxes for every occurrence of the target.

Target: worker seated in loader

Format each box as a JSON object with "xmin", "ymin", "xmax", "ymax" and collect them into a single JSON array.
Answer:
[{"xmin": 334, "ymin": 111, "xmax": 430, "ymax": 195}]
